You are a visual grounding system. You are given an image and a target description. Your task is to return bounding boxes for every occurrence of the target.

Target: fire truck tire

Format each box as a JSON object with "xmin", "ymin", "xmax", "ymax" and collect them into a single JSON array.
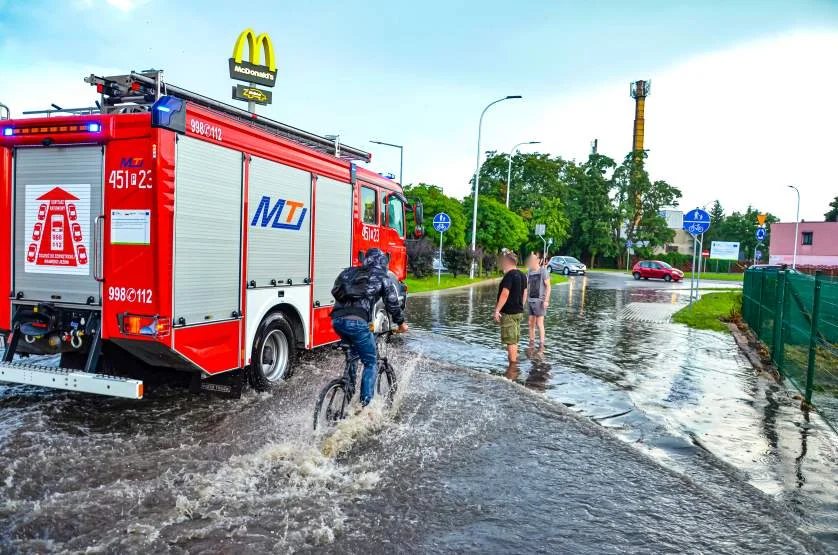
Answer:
[{"xmin": 249, "ymin": 312, "xmax": 296, "ymax": 391}]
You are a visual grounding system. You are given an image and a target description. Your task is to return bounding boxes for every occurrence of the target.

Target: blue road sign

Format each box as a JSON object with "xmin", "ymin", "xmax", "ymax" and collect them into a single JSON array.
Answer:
[
  {"xmin": 625, "ymin": 240, "xmax": 633, "ymax": 248},
  {"xmin": 755, "ymin": 227, "xmax": 766, "ymax": 241},
  {"xmin": 683, "ymin": 208, "xmax": 711, "ymax": 236},
  {"xmin": 433, "ymin": 212, "xmax": 451, "ymax": 233},
  {"xmin": 755, "ymin": 249, "xmax": 763, "ymax": 260}
]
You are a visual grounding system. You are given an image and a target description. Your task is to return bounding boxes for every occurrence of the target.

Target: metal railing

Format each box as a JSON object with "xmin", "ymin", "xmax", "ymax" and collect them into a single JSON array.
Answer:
[{"xmin": 742, "ymin": 268, "xmax": 838, "ymax": 430}]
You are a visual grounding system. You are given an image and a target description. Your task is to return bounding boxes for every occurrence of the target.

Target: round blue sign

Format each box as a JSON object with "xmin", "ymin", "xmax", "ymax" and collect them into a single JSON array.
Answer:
[
  {"xmin": 755, "ymin": 227, "xmax": 766, "ymax": 241},
  {"xmin": 683, "ymin": 208, "xmax": 711, "ymax": 236},
  {"xmin": 433, "ymin": 212, "xmax": 451, "ymax": 233}
]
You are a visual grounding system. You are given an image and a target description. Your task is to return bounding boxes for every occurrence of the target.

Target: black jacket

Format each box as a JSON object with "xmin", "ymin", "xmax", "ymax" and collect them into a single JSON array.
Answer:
[{"xmin": 331, "ymin": 249, "xmax": 405, "ymax": 325}]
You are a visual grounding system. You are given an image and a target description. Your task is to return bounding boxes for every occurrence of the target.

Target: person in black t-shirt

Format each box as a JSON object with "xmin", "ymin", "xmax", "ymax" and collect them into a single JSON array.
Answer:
[{"xmin": 493, "ymin": 249, "xmax": 527, "ymax": 363}]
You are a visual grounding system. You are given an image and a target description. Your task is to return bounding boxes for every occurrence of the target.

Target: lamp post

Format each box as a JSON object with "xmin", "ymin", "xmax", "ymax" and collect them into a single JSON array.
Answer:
[
  {"xmin": 788, "ymin": 185, "xmax": 800, "ymax": 269},
  {"xmin": 505, "ymin": 140, "xmax": 540, "ymax": 208},
  {"xmin": 370, "ymin": 140, "xmax": 404, "ymax": 186},
  {"xmin": 470, "ymin": 95, "xmax": 522, "ymax": 278}
]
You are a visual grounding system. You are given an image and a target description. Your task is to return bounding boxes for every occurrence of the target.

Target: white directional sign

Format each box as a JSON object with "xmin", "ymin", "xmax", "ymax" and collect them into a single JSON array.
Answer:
[{"xmin": 710, "ymin": 241, "xmax": 740, "ymax": 261}]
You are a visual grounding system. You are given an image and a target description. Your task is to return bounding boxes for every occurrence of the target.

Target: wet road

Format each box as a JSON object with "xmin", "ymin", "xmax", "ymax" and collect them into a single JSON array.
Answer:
[{"xmin": 0, "ymin": 271, "xmax": 835, "ymax": 553}]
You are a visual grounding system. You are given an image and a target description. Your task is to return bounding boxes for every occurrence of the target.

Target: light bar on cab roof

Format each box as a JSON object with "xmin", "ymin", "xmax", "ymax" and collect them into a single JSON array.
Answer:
[{"xmin": 1, "ymin": 123, "xmax": 102, "ymax": 137}]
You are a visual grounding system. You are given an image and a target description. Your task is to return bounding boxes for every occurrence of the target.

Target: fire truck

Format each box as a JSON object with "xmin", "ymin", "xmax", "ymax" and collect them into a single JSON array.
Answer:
[{"xmin": 0, "ymin": 70, "xmax": 422, "ymax": 399}]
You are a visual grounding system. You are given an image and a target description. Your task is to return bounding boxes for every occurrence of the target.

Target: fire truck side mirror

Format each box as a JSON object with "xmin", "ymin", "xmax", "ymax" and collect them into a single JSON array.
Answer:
[
  {"xmin": 412, "ymin": 201, "xmax": 424, "ymax": 238},
  {"xmin": 151, "ymin": 96, "xmax": 186, "ymax": 134}
]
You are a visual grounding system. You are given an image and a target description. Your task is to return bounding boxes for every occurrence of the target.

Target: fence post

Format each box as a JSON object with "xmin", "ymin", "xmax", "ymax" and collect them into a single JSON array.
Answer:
[
  {"xmin": 804, "ymin": 271, "xmax": 823, "ymax": 405},
  {"xmin": 772, "ymin": 270, "xmax": 787, "ymax": 368}
]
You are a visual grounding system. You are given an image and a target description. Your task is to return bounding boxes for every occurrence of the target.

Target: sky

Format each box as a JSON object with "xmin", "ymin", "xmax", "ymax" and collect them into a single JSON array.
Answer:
[{"xmin": 1, "ymin": 0, "xmax": 837, "ymax": 222}]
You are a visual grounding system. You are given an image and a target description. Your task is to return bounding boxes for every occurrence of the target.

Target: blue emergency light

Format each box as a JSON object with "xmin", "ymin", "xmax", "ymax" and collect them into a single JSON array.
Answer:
[
  {"xmin": 151, "ymin": 96, "xmax": 186, "ymax": 134},
  {"xmin": 87, "ymin": 123, "xmax": 101, "ymax": 132},
  {"xmin": 2, "ymin": 128, "xmax": 12, "ymax": 137}
]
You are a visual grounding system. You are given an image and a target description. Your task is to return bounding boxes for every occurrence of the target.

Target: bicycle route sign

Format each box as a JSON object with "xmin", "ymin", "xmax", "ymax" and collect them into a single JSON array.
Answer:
[
  {"xmin": 433, "ymin": 212, "xmax": 451, "ymax": 233},
  {"xmin": 683, "ymin": 208, "xmax": 711, "ymax": 236}
]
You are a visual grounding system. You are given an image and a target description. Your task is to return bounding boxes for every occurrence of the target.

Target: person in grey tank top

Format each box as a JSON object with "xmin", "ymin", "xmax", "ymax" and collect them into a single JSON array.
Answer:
[{"xmin": 526, "ymin": 253, "xmax": 551, "ymax": 352}]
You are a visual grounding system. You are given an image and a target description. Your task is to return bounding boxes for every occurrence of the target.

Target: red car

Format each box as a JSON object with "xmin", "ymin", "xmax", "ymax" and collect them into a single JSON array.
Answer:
[
  {"xmin": 72, "ymin": 222, "xmax": 82, "ymax": 242},
  {"xmin": 67, "ymin": 204, "xmax": 77, "ymax": 221},
  {"xmin": 76, "ymin": 244, "xmax": 88, "ymax": 265},
  {"xmin": 32, "ymin": 222, "xmax": 43, "ymax": 241},
  {"xmin": 632, "ymin": 260, "xmax": 684, "ymax": 282},
  {"xmin": 26, "ymin": 243, "xmax": 37, "ymax": 262},
  {"xmin": 37, "ymin": 204, "xmax": 47, "ymax": 220}
]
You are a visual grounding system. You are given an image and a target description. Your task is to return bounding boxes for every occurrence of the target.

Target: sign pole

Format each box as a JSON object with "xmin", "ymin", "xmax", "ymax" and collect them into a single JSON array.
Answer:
[
  {"xmin": 697, "ymin": 233, "xmax": 704, "ymax": 296},
  {"xmin": 438, "ymin": 229, "xmax": 444, "ymax": 285}
]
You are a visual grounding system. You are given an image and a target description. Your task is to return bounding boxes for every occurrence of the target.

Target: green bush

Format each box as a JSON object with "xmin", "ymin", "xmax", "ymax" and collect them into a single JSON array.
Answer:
[{"xmin": 406, "ymin": 238, "xmax": 435, "ymax": 278}]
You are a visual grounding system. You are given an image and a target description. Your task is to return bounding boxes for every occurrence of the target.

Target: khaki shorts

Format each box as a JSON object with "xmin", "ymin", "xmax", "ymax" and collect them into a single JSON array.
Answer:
[{"xmin": 500, "ymin": 312, "xmax": 523, "ymax": 345}]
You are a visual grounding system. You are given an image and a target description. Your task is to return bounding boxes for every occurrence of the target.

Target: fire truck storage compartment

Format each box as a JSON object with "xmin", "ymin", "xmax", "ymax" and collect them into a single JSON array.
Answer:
[
  {"xmin": 174, "ymin": 136, "xmax": 243, "ymax": 325},
  {"xmin": 247, "ymin": 156, "xmax": 312, "ymax": 286},
  {"xmin": 312, "ymin": 176, "xmax": 353, "ymax": 307},
  {"xmin": 13, "ymin": 145, "xmax": 103, "ymax": 305}
]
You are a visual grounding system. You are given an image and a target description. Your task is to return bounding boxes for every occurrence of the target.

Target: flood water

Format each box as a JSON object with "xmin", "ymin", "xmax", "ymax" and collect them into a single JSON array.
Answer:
[{"xmin": 0, "ymin": 271, "xmax": 835, "ymax": 553}]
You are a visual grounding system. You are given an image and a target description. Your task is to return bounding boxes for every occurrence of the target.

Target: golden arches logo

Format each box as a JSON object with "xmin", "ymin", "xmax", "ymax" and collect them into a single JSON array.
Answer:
[{"xmin": 232, "ymin": 28, "xmax": 276, "ymax": 72}]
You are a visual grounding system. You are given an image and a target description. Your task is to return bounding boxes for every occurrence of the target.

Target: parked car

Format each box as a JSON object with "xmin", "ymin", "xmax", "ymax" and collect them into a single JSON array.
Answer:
[
  {"xmin": 632, "ymin": 260, "xmax": 684, "ymax": 282},
  {"xmin": 548, "ymin": 255, "xmax": 586, "ymax": 275}
]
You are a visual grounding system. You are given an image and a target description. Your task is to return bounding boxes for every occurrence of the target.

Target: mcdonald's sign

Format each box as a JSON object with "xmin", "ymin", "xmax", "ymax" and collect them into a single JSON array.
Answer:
[{"xmin": 228, "ymin": 28, "xmax": 277, "ymax": 88}]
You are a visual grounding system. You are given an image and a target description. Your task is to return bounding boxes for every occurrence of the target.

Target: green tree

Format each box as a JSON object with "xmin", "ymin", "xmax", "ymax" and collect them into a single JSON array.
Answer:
[
  {"xmin": 613, "ymin": 152, "xmax": 682, "ymax": 259},
  {"xmin": 825, "ymin": 196, "xmax": 838, "ymax": 222},
  {"xmin": 462, "ymin": 196, "xmax": 528, "ymax": 253},
  {"xmin": 522, "ymin": 196, "xmax": 570, "ymax": 257},
  {"xmin": 403, "ymin": 183, "xmax": 467, "ymax": 248},
  {"xmin": 714, "ymin": 206, "xmax": 779, "ymax": 261},
  {"xmin": 564, "ymin": 154, "xmax": 618, "ymax": 266},
  {"xmin": 702, "ymin": 200, "xmax": 725, "ymax": 245},
  {"xmin": 475, "ymin": 151, "xmax": 567, "ymax": 213}
]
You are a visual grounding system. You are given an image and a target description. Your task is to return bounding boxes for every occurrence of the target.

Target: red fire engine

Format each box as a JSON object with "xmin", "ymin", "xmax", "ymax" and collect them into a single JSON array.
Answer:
[{"xmin": 0, "ymin": 71, "xmax": 422, "ymax": 399}]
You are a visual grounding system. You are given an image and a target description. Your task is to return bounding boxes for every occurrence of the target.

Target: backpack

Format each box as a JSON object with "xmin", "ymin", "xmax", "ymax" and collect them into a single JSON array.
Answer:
[{"xmin": 331, "ymin": 266, "xmax": 372, "ymax": 303}]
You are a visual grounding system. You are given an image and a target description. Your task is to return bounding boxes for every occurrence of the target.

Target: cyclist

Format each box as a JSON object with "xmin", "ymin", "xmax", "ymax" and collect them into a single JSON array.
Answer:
[{"xmin": 331, "ymin": 248, "xmax": 408, "ymax": 408}]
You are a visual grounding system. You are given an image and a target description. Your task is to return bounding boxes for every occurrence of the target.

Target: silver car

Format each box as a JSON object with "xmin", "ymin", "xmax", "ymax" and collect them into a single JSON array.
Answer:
[{"xmin": 548, "ymin": 255, "xmax": 586, "ymax": 275}]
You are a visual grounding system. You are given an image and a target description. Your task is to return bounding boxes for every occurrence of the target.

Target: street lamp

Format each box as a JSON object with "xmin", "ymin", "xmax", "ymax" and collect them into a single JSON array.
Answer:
[
  {"xmin": 788, "ymin": 185, "xmax": 800, "ymax": 269},
  {"xmin": 505, "ymin": 140, "xmax": 540, "ymax": 208},
  {"xmin": 370, "ymin": 140, "xmax": 404, "ymax": 186},
  {"xmin": 469, "ymin": 95, "xmax": 522, "ymax": 278}
]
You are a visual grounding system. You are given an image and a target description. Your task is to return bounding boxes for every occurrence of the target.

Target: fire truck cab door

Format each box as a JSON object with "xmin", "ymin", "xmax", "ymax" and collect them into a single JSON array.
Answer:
[{"xmin": 13, "ymin": 146, "xmax": 103, "ymax": 306}]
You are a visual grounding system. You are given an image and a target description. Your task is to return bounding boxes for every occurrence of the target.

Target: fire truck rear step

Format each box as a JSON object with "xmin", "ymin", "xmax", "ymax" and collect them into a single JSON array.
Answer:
[{"xmin": 0, "ymin": 361, "xmax": 143, "ymax": 399}]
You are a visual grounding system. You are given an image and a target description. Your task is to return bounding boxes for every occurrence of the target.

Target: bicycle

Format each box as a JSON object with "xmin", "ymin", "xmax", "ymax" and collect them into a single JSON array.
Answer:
[{"xmin": 312, "ymin": 330, "xmax": 398, "ymax": 430}]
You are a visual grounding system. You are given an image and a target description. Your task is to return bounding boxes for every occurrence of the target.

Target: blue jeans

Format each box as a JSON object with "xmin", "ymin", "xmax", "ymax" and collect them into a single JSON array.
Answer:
[{"xmin": 332, "ymin": 318, "xmax": 377, "ymax": 406}]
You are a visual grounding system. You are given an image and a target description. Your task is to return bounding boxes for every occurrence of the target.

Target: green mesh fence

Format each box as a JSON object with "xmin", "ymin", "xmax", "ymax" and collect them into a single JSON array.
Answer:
[{"xmin": 743, "ymin": 269, "xmax": 838, "ymax": 431}]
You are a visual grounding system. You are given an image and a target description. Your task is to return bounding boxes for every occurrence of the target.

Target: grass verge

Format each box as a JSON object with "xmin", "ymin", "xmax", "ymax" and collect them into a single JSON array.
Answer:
[
  {"xmin": 672, "ymin": 291, "xmax": 742, "ymax": 332},
  {"xmin": 406, "ymin": 272, "xmax": 569, "ymax": 293},
  {"xmin": 684, "ymin": 272, "xmax": 743, "ymax": 282}
]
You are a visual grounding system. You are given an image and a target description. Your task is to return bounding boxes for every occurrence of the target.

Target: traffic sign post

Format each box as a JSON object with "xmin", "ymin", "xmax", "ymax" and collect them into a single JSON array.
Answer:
[
  {"xmin": 683, "ymin": 208, "xmax": 712, "ymax": 305},
  {"xmin": 625, "ymin": 239, "xmax": 633, "ymax": 272},
  {"xmin": 433, "ymin": 213, "xmax": 451, "ymax": 285},
  {"xmin": 756, "ymin": 227, "xmax": 766, "ymax": 242}
]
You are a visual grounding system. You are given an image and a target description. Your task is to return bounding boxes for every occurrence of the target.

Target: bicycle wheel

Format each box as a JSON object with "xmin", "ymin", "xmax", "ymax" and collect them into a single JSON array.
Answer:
[
  {"xmin": 313, "ymin": 378, "xmax": 350, "ymax": 430},
  {"xmin": 376, "ymin": 359, "xmax": 398, "ymax": 405}
]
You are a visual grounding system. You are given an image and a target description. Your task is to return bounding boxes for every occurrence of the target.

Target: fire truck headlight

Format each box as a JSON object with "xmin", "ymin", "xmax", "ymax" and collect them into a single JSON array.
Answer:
[
  {"xmin": 2, "ymin": 128, "xmax": 12, "ymax": 137},
  {"xmin": 87, "ymin": 123, "xmax": 101, "ymax": 133}
]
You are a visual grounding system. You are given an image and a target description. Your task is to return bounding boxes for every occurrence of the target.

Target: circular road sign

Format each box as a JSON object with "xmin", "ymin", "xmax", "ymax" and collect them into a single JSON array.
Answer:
[
  {"xmin": 755, "ymin": 227, "xmax": 766, "ymax": 242},
  {"xmin": 433, "ymin": 212, "xmax": 451, "ymax": 233},
  {"xmin": 683, "ymin": 208, "xmax": 711, "ymax": 236}
]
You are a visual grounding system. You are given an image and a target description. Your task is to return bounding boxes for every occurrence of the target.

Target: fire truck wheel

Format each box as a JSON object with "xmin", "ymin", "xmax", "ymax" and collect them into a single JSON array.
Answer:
[{"xmin": 249, "ymin": 313, "xmax": 296, "ymax": 391}]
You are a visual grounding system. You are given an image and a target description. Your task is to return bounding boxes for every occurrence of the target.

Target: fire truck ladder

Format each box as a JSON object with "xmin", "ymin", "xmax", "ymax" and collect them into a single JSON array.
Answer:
[{"xmin": 85, "ymin": 71, "xmax": 371, "ymax": 163}]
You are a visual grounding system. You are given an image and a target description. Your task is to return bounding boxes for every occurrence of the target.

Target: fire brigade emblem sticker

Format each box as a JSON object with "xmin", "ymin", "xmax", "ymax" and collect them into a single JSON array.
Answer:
[{"xmin": 24, "ymin": 184, "xmax": 92, "ymax": 275}]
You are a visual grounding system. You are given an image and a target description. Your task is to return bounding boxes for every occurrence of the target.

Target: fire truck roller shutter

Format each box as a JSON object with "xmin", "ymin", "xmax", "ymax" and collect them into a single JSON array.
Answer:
[
  {"xmin": 312, "ymin": 176, "xmax": 353, "ymax": 307},
  {"xmin": 13, "ymin": 146, "xmax": 103, "ymax": 305},
  {"xmin": 173, "ymin": 136, "xmax": 243, "ymax": 325},
  {"xmin": 247, "ymin": 156, "xmax": 311, "ymax": 286}
]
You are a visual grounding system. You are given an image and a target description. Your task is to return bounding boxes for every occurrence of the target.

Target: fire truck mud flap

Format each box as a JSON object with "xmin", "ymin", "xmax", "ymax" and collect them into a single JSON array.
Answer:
[{"xmin": 0, "ymin": 360, "xmax": 143, "ymax": 399}]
